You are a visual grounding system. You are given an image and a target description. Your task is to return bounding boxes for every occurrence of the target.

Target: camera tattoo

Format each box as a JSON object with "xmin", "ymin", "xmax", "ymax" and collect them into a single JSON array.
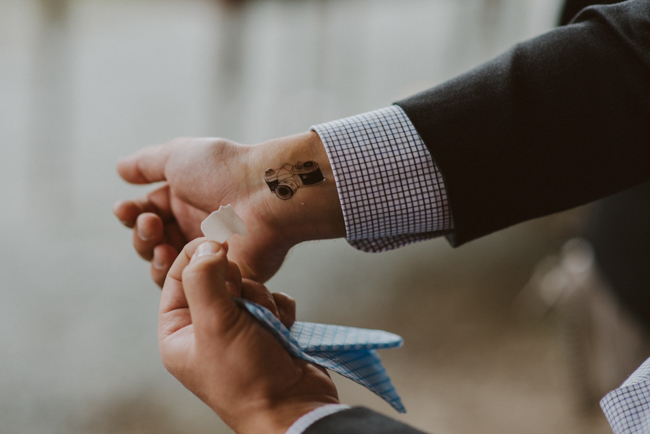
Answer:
[{"xmin": 263, "ymin": 161, "xmax": 325, "ymax": 200}]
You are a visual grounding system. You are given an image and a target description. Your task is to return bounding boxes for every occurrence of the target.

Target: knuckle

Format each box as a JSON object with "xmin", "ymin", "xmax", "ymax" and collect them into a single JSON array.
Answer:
[{"xmin": 210, "ymin": 137, "xmax": 230, "ymax": 148}]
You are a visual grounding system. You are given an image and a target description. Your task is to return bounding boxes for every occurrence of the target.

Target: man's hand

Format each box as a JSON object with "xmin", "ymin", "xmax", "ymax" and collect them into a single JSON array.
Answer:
[
  {"xmin": 159, "ymin": 239, "xmax": 339, "ymax": 434},
  {"xmin": 113, "ymin": 133, "xmax": 345, "ymax": 284}
]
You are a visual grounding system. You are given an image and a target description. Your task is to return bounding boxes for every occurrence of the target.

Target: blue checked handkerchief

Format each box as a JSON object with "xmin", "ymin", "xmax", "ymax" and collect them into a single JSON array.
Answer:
[{"xmin": 235, "ymin": 298, "xmax": 406, "ymax": 413}]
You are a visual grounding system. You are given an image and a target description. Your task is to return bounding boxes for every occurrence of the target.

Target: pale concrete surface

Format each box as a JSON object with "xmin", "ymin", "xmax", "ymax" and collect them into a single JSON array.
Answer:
[{"xmin": 0, "ymin": 0, "xmax": 613, "ymax": 433}]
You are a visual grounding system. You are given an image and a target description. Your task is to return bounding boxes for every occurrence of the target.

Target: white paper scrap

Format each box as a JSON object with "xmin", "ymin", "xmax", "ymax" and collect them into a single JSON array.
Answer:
[{"xmin": 200, "ymin": 205, "xmax": 249, "ymax": 243}]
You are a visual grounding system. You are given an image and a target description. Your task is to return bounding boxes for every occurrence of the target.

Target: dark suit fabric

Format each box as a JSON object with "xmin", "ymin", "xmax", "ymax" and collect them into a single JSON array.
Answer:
[
  {"xmin": 587, "ymin": 180, "xmax": 650, "ymax": 330},
  {"xmin": 559, "ymin": 0, "xmax": 622, "ymax": 25},
  {"xmin": 396, "ymin": 0, "xmax": 650, "ymax": 247},
  {"xmin": 305, "ymin": 408, "xmax": 429, "ymax": 434}
]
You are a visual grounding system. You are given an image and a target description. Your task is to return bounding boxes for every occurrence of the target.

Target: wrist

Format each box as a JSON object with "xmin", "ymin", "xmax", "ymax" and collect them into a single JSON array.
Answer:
[{"xmin": 248, "ymin": 131, "xmax": 346, "ymax": 245}]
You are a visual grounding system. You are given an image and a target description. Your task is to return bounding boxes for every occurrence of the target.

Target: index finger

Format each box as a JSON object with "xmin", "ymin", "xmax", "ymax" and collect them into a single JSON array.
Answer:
[{"xmin": 117, "ymin": 143, "xmax": 171, "ymax": 184}]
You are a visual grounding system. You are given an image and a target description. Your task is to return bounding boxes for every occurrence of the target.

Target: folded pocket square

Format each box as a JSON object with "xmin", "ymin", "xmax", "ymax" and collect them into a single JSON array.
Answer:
[{"xmin": 236, "ymin": 298, "xmax": 406, "ymax": 413}]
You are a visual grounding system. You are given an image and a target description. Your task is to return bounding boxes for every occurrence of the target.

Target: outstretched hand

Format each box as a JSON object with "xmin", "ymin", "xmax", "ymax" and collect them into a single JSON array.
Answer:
[
  {"xmin": 159, "ymin": 238, "xmax": 339, "ymax": 434},
  {"xmin": 113, "ymin": 134, "xmax": 345, "ymax": 284}
]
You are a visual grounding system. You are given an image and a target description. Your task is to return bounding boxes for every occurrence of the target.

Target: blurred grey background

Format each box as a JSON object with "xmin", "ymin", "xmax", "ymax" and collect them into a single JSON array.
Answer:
[{"xmin": 0, "ymin": 0, "xmax": 614, "ymax": 433}]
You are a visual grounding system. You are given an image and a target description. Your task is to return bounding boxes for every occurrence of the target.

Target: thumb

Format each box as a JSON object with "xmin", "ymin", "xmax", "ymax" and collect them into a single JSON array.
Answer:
[{"xmin": 182, "ymin": 241, "xmax": 240, "ymax": 338}]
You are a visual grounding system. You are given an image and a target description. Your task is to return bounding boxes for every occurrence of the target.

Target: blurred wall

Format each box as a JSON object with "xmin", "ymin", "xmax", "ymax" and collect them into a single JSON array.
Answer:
[{"xmin": 1, "ymin": 1, "xmax": 615, "ymax": 434}]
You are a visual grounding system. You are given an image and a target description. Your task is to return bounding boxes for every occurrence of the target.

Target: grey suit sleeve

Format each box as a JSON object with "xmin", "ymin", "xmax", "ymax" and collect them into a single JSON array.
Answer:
[{"xmin": 304, "ymin": 407, "xmax": 430, "ymax": 434}]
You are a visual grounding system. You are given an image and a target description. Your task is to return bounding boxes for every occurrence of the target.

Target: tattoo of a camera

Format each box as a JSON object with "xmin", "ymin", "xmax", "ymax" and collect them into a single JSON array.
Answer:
[{"xmin": 263, "ymin": 161, "xmax": 325, "ymax": 200}]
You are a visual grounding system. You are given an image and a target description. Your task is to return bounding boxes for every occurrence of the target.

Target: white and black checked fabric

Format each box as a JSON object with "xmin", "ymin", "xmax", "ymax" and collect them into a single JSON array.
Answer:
[
  {"xmin": 312, "ymin": 105, "xmax": 454, "ymax": 252},
  {"xmin": 601, "ymin": 357, "xmax": 650, "ymax": 433},
  {"xmin": 285, "ymin": 404, "xmax": 351, "ymax": 434}
]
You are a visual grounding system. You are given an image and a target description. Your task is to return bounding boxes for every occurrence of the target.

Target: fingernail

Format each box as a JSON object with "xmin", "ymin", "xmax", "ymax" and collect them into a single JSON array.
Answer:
[
  {"xmin": 195, "ymin": 241, "xmax": 221, "ymax": 258},
  {"xmin": 137, "ymin": 223, "xmax": 151, "ymax": 241},
  {"xmin": 153, "ymin": 254, "xmax": 166, "ymax": 270}
]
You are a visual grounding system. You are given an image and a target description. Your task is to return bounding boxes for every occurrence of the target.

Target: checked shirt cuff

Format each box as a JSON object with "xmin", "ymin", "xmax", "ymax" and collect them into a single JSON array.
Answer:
[
  {"xmin": 312, "ymin": 105, "xmax": 454, "ymax": 252},
  {"xmin": 601, "ymin": 357, "xmax": 650, "ymax": 434}
]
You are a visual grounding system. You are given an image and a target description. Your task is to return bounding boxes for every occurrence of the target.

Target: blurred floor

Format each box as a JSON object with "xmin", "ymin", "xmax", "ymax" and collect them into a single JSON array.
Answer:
[{"xmin": 0, "ymin": 0, "xmax": 613, "ymax": 433}]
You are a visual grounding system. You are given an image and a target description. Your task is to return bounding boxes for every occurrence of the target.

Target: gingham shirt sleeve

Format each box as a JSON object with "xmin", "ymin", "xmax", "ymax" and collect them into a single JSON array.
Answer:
[
  {"xmin": 601, "ymin": 357, "xmax": 650, "ymax": 433},
  {"xmin": 311, "ymin": 105, "xmax": 454, "ymax": 252},
  {"xmin": 285, "ymin": 404, "xmax": 351, "ymax": 434}
]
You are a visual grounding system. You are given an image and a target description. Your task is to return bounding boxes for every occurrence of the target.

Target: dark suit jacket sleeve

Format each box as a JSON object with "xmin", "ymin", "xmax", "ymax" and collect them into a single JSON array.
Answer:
[
  {"xmin": 395, "ymin": 0, "xmax": 650, "ymax": 247},
  {"xmin": 303, "ymin": 407, "xmax": 430, "ymax": 434},
  {"xmin": 303, "ymin": 3, "xmax": 649, "ymax": 433}
]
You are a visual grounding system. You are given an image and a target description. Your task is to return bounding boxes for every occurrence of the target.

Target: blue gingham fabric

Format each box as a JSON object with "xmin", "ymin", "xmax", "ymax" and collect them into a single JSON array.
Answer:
[
  {"xmin": 601, "ymin": 357, "xmax": 650, "ymax": 433},
  {"xmin": 236, "ymin": 298, "xmax": 406, "ymax": 413}
]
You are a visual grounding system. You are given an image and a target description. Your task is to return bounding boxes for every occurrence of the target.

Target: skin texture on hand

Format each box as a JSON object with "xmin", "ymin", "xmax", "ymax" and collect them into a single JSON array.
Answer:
[
  {"xmin": 159, "ymin": 239, "xmax": 339, "ymax": 434},
  {"xmin": 113, "ymin": 132, "xmax": 345, "ymax": 284}
]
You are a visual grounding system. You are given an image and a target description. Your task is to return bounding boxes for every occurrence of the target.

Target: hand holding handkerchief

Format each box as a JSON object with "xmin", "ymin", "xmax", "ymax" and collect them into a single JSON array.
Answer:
[
  {"xmin": 203, "ymin": 206, "xmax": 406, "ymax": 413},
  {"xmin": 236, "ymin": 298, "xmax": 405, "ymax": 413}
]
